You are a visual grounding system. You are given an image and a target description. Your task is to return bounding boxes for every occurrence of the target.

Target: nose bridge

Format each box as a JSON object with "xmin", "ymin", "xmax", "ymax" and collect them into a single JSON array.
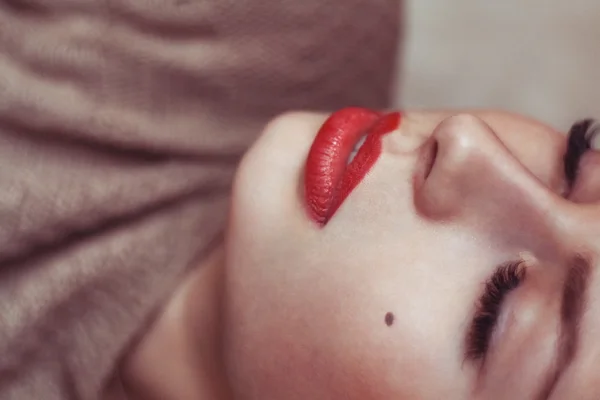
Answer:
[
  {"xmin": 416, "ymin": 114, "xmax": 562, "ymax": 246},
  {"xmin": 423, "ymin": 114, "xmax": 531, "ymax": 213}
]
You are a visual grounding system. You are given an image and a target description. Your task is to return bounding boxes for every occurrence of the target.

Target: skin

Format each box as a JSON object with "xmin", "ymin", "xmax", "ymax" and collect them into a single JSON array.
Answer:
[{"xmin": 115, "ymin": 110, "xmax": 600, "ymax": 400}]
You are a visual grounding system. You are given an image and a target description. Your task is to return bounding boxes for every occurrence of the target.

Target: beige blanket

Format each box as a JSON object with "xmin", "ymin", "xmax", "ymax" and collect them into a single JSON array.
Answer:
[{"xmin": 0, "ymin": 1, "xmax": 401, "ymax": 398}]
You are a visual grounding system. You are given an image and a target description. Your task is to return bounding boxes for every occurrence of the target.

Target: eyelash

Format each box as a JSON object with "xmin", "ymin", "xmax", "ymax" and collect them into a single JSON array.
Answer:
[
  {"xmin": 564, "ymin": 118, "xmax": 599, "ymax": 188},
  {"xmin": 465, "ymin": 261, "xmax": 527, "ymax": 361}
]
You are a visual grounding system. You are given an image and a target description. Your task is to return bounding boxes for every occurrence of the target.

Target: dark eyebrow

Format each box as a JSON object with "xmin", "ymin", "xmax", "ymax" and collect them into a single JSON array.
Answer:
[{"xmin": 537, "ymin": 254, "xmax": 592, "ymax": 400}]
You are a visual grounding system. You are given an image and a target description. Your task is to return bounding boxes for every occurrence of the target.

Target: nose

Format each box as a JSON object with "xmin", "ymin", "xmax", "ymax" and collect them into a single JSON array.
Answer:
[{"xmin": 415, "ymin": 114, "xmax": 562, "ymax": 246}]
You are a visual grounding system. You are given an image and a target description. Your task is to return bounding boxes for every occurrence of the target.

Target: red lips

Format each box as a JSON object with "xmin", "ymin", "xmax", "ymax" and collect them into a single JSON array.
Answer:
[{"xmin": 304, "ymin": 107, "xmax": 402, "ymax": 225}]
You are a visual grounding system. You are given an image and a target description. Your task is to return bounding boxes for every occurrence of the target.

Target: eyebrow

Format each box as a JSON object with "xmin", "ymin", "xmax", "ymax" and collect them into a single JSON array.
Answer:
[{"xmin": 537, "ymin": 254, "xmax": 592, "ymax": 400}]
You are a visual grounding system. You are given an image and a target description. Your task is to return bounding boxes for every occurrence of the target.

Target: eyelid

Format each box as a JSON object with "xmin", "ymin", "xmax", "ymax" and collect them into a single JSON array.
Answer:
[
  {"xmin": 465, "ymin": 260, "xmax": 526, "ymax": 363},
  {"xmin": 489, "ymin": 292, "xmax": 515, "ymax": 345}
]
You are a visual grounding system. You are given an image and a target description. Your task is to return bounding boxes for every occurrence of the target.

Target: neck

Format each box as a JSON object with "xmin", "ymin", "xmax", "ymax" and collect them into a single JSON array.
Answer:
[{"xmin": 114, "ymin": 245, "xmax": 232, "ymax": 400}]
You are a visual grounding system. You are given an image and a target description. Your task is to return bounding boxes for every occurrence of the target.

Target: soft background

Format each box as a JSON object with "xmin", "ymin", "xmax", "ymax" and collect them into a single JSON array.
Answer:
[{"xmin": 396, "ymin": 0, "xmax": 600, "ymax": 131}]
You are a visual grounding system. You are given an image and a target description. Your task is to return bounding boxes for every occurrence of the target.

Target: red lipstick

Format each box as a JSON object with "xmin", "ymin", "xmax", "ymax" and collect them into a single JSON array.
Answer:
[{"xmin": 304, "ymin": 107, "xmax": 401, "ymax": 225}]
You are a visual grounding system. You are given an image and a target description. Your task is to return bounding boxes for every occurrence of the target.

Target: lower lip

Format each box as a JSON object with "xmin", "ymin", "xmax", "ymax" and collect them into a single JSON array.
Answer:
[{"xmin": 304, "ymin": 107, "xmax": 401, "ymax": 225}]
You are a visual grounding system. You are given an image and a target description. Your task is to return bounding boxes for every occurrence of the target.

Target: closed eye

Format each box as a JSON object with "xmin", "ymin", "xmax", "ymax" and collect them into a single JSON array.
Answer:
[{"xmin": 464, "ymin": 260, "xmax": 526, "ymax": 362}]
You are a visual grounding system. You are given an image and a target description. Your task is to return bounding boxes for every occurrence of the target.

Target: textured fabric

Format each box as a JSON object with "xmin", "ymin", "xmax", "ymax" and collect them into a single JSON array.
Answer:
[{"xmin": 0, "ymin": 1, "xmax": 401, "ymax": 399}]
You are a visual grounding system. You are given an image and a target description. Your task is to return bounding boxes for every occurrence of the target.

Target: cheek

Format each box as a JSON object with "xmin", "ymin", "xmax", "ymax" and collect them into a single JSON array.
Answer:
[{"xmin": 223, "ymin": 233, "xmax": 480, "ymax": 399}]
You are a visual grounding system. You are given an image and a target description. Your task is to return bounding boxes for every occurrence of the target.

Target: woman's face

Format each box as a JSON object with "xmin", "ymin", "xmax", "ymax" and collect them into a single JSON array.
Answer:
[{"xmin": 222, "ymin": 110, "xmax": 600, "ymax": 399}]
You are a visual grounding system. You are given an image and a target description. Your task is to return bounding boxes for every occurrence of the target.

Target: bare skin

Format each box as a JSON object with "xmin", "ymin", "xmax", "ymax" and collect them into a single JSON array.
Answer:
[
  {"xmin": 114, "ymin": 246, "xmax": 230, "ymax": 400},
  {"xmin": 116, "ymin": 110, "xmax": 600, "ymax": 400}
]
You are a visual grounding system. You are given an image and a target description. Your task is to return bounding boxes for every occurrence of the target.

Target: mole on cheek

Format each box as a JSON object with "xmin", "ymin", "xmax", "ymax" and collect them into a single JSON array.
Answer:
[{"xmin": 385, "ymin": 312, "xmax": 394, "ymax": 327}]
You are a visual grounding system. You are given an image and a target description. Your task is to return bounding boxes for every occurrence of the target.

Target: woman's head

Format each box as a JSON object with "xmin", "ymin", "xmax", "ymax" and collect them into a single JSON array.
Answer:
[{"xmin": 222, "ymin": 110, "xmax": 600, "ymax": 399}]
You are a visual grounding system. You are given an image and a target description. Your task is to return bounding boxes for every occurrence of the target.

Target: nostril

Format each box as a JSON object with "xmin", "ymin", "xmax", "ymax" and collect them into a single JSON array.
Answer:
[
  {"xmin": 423, "ymin": 140, "xmax": 438, "ymax": 180},
  {"xmin": 412, "ymin": 137, "xmax": 439, "ymax": 194}
]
